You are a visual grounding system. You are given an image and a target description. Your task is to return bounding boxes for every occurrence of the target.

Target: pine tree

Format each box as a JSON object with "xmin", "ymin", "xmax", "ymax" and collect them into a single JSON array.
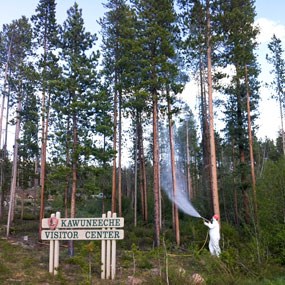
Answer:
[
  {"xmin": 18, "ymin": 64, "xmax": 39, "ymax": 220},
  {"xmin": 54, "ymin": 3, "xmax": 102, "ymax": 255},
  {"xmin": 204, "ymin": 0, "xmax": 220, "ymax": 220},
  {"xmin": 131, "ymin": 0, "xmax": 180, "ymax": 246},
  {"xmin": 266, "ymin": 34, "xmax": 285, "ymax": 155},
  {"xmin": 220, "ymin": 0, "xmax": 260, "ymax": 224},
  {"xmin": 178, "ymin": 0, "xmax": 221, "ymax": 218},
  {"xmin": 4, "ymin": 17, "xmax": 33, "ymax": 236},
  {"xmin": 99, "ymin": 0, "xmax": 136, "ymax": 215},
  {"xmin": 19, "ymin": 66, "xmax": 39, "ymax": 189},
  {"xmin": 0, "ymin": 25, "xmax": 13, "ymax": 218},
  {"xmin": 31, "ymin": 0, "xmax": 59, "ymax": 239},
  {"xmin": 58, "ymin": 2, "xmax": 100, "ymax": 219}
]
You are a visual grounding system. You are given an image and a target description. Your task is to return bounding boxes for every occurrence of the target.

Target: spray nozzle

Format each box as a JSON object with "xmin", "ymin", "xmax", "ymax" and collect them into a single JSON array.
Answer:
[{"xmin": 201, "ymin": 217, "xmax": 210, "ymax": 223}]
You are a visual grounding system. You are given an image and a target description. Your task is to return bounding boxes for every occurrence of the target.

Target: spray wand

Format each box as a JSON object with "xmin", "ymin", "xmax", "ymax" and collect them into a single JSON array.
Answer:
[{"xmin": 200, "ymin": 216, "xmax": 210, "ymax": 223}]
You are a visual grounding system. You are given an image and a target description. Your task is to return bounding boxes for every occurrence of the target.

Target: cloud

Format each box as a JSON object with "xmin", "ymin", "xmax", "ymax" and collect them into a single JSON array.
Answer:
[
  {"xmin": 180, "ymin": 17, "xmax": 283, "ymax": 141},
  {"xmin": 256, "ymin": 18, "xmax": 285, "ymax": 45},
  {"xmin": 254, "ymin": 17, "xmax": 285, "ymax": 140}
]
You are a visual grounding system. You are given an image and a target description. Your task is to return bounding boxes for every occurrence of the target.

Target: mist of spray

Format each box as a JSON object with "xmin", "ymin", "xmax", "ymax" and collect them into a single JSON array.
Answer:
[{"xmin": 161, "ymin": 163, "xmax": 202, "ymax": 219}]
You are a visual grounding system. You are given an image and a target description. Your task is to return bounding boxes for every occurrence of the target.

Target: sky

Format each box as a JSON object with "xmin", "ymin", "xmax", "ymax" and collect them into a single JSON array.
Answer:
[
  {"xmin": 252, "ymin": 1, "xmax": 285, "ymax": 140},
  {"xmin": 0, "ymin": 0, "xmax": 285, "ymax": 141}
]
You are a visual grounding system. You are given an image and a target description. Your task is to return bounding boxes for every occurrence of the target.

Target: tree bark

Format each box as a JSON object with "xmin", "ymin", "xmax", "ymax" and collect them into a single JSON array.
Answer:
[
  {"xmin": 112, "ymin": 87, "xmax": 118, "ymax": 213},
  {"xmin": 39, "ymin": 31, "xmax": 49, "ymax": 240},
  {"xmin": 199, "ymin": 54, "xmax": 211, "ymax": 206},
  {"xmin": 186, "ymin": 121, "xmax": 193, "ymax": 199},
  {"xmin": 65, "ymin": 117, "xmax": 71, "ymax": 219},
  {"xmin": 134, "ymin": 119, "xmax": 138, "ymax": 227},
  {"xmin": 153, "ymin": 91, "xmax": 160, "ymax": 247},
  {"xmin": 138, "ymin": 116, "xmax": 148, "ymax": 222},
  {"xmin": 245, "ymin": 65, "xmax": 258, "ymax": 223},
  {"xmin": 118, "ymin": 90, "xmax": 122, "ymax": 217},
  {"xmin": 168, "ymin": 96, "xmax": 180, "ymax": 246},
  {"xmin": 206, "ymin": 0, "xmax": 220, "ymax": 218},
  {"xmin": 0, "ymin": 39, "xmax": 12, "ymax": 219},
  {"xmin": 70, "ymin": 113, "xmax": 78, "ymax": 218},
  {"xmin": 138, "ymin": 128, "xmax": 145, "ymax": 221},
  {"xmin": 232, "ymin": 142, "xmax": 239, "ymax": 225},
  {"xmin": 7, "ymin": 94, "xmax": 22, "ymax": 236},
  {"xmin": 236, "ymin": 72, "xmax": 250, "ymax": 223}
]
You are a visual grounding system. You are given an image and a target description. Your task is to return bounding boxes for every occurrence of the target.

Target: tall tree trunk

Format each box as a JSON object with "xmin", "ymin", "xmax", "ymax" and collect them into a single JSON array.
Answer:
[
  {"xmin": 125, "ymin": 168, "xmax": 131, "ymax": 198},
  {"xmin": 232, "ymin": 141, "xmax": 239, "ymax": 225},
  {"xmin": 64, "ymin": 173, "xmax": 70, "ymax": 219},
  {"xmin": 0, "ymin": 87, "xmax": 7, "ymax": 153},
  {"xmin": 199, "ymin": 55, "xmax": 211, "ymax": 207},
  {"xmin": 279, "ymin": 105, "xmax": 285, "ymax": 156},
  {"xmin": 134, "ymin": 119, "xmax": 138, "ymax": 227},
  {"xmin": 39, "ymin": 93, "xmax": 52, "ymax": 240},
  {"xmin": 142, "ymin": 159, "xmax": 148, "ymax": 222},
  {"xmin": 168, "ymin": 96, "xmax": 180, "ymax": 246},
  {"xmin": 3, "ymin": 80, "xmax": 10, "ymax": 161},
  {"xmin": 0, "ymin": 40, "xmax": 12, "ymax": 219},
  {"xmin": 7, "ymin": 94, "xmax": 22, "ymax": 236},
  {"xmin": 118, "ymin": 90, "xmax": 122, "ymax": 217},
  {"xmin": 0, "ymin": 91, "xmax": 11, "ymax": 220},
  {"xmin": 278, "ymin": 82, "xmax": 285, "ymax": 155},
  {"xmin": 112, "ymin": 87, "xmax": 118, "ymax": 213},
  {"xmin": 138, "ymin": 115, "xmax": 148, "ymax": 222},
  {"xmin": 38, "ymin": 34, "xmax": 49, "ymax": 240},
  {"xmin": 0, "ymin": 89, "xmax": 6, "ymax": 219},
  {"xmin": 186, "ymin": 121, "xmax": 193, "ymax": 199},
  {"xmin": 138, "ymin": 124, "xmax": 144, "ymax": 221},
  {"xmin": 240, "ymin": 142, "xmax": 250, "ymax": 223},
  {"xmin": 153, "ymin": 91, "xmax": 160, "ymax": 247},
  {"xmin": 33, "ymin": 159, "xmax": 39, "ymax": 216},
  {"xmin": 158, "ymin": 154, "xmax": 162, "ymax": 230},
  {"xmin": 70, "ymin": 113, "xmax": 78, "ymax": 218},
  {"xmin": 236, "ymin": 72, "xmax": 250, "ymax": 223},
  {"xmin": 65, "ymin": 117, "xmax": 71, "ymax": 219},
  {"xmin": 206, "ymin": 0, "xmax": 220, "ymax": 218},
  {"xmin": 245, "ymin": 65, "xmax": 258, "ymax": 223},
  {"xmin": 39, "ymin": 129, "xmax": 47, "ymax": 238},
  {"xmin": 0, "ymin": 37, "xmax": 12, "ymax": 150},
  {"xmin": 68, "ymin": 112, "xmax": 78, "ymax": 257},
  {"xmin": 139, "ymin": 175, "xmax": 144, "ymax": 219}
]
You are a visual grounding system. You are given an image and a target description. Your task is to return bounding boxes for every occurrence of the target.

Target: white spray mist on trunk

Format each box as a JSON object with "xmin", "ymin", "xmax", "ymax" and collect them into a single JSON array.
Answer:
[
  {"xmin": 161, "ymin": 162, "xmax": 202, "ymax": 219},
  {"xmin": 159, "ymin": 115, "xmax": 204, "ymax": 219}
]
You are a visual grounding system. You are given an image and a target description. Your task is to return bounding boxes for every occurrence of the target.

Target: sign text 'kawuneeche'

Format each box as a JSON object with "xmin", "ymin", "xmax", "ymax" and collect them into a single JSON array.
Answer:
[
  {"xmin": 41, "ymin": 217, "xmax": 124, "ymax": 241},
  {"xmin": 42, "ymin": 217, "xmax": 124, "ymax": 229},
  {"xmin": 41, "ymin": 229, "xmax": 124, "ymax": 240}
]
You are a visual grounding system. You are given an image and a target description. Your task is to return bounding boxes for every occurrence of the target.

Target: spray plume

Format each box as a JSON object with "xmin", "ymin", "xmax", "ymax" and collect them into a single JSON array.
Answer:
[{"xmin": 161, "ymin": 164, "xmax": 202, "ymax": 218}]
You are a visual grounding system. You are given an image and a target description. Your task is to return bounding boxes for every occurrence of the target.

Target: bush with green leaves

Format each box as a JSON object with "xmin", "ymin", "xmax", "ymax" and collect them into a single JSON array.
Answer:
[{"xmin": 257, "ymin": 158, "xmax": 285, "ymax": 265}]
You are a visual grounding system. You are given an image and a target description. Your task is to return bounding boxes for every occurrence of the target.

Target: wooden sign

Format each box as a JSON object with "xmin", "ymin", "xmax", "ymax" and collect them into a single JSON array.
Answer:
[
  {"xmin": 42, "ymin": 211, "xmax": 124, "ymax": 281},
  {"xmin": 42, "ymin": 217, "xmax": 124, "ymax": 229},
  {"xmin": 41, "ymin": 229, "xmax": 124, "ymax": 240}
]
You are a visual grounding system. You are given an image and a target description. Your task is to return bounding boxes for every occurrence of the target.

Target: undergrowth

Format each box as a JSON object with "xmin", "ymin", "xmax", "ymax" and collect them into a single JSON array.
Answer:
[{"xmin": 0, "ymin": 216, "xmax": 284, "ymax": 284}]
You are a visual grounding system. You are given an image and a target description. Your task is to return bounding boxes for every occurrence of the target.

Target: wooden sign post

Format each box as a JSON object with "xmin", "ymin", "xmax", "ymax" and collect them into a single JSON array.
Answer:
[{"xmin": 41, "ymin": 211, "xmax": 124, "ymax": 279}]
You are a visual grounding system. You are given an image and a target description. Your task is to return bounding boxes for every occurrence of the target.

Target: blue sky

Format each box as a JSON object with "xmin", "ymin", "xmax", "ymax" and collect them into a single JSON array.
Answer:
[
  {"xmin": 0, "ymin": 0, "xmax": 284, "ymax": 140},
  {"xmin": 0, "ymin": 1, "xmax": 106, "ymax": 33},
  {"xmin": 254, "ymin": 2, "xmax": 285, "ymax": 140},
  {"xmin": 1, "ymin": 1, "xmax": 284, "ymax": 31},
  {"xmin": 256, "ymin": 1, "xmax": 285, "ymax": 24}
]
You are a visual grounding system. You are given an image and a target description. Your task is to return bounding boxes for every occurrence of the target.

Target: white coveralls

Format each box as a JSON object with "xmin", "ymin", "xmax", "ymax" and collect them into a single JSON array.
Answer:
[{"xmin": 204, "ymin": 218, "xmax": 221, "ymax": 257}]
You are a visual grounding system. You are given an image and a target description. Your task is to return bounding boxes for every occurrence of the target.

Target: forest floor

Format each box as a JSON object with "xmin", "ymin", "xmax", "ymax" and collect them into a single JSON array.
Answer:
[
  {"xmin": 0, "ymin": 218, "xmax": 206, "ymax": 285},
  {"xmin": 1, "ymin": 214, "xmax": 285, "ymax": 284}
]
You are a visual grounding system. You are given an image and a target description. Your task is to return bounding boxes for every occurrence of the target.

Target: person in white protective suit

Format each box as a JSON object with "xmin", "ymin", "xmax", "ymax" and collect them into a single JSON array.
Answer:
[{"xmin": 204, "ymin": 214, "xmax": 221, "ymax": 257}]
